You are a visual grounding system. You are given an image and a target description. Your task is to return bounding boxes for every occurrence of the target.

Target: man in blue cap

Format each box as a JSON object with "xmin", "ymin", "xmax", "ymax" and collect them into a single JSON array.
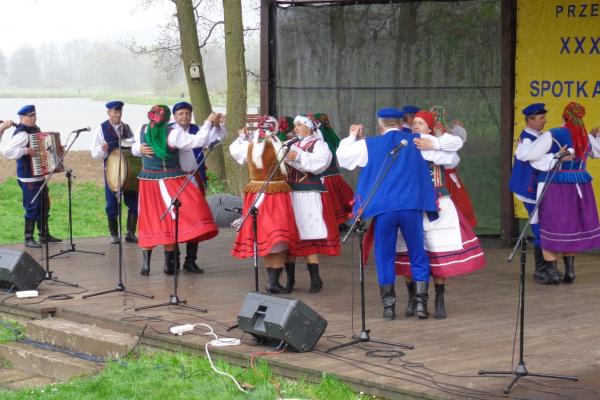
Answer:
[
  {"xmin": 2, "ymin": 105, "xmax": 62, "ymax": 247},
  {"xmin": 509, "ymin": 102, "xmax": 561, "ymax": 285},
  {"xmin": 337, "ymin": 107, "xmax": 438, "ymax": 320},
  {"xmin": 169, "ymin": 101, "xmax": 223, "ymax": 273},
  {"xmin": 90, "ymin": 101, "xmax": 138, "ymax": 244},
  {"xmin": 401, "ymin": 105, "xmax": 421, "ymax": 132}
]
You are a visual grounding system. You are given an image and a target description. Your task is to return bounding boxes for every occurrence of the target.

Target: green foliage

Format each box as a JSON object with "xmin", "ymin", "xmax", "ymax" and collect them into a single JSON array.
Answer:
[
  {"xmin": 205, "ymin": 170, "xmax": 227, "ymax": 195},
  {"xmin": 0, "ymin": 178, "xmax": 107, "ymax": 245},
  {"xmin": 0, "ymin": 351, "xmax": 374, "ymax": 400},
  {"xmin": 0, "ymin": 319, "xmax": 25, "ymax": 344}
]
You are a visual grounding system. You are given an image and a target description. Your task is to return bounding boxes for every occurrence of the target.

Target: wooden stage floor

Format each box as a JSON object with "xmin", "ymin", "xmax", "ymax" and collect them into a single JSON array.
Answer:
[{"xmin": 2, "ymin": 230, "xmax": 600, "ymax": 400}]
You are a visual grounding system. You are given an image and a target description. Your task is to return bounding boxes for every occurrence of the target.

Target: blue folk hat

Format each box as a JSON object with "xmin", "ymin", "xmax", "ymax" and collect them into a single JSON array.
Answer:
[
  {"xmin": 377, "ymin": 108, "xmax": 404, "ymax": 119},
  {"xmin": 522, "ymin": 103, "xmax": 547, "ymax": 117},
  {"xmin": 17, "ymin": 105, "xmax": 36, "ymax": 116},
  {"xmin": 402, "ymin": 105, "xmax": 420, "ymax": 114},
  {"xmin": 105, "ymin": 101, "xmax": 124, "ymax": 110},
  {"xmin": 172, "ymin": 101, "xmax": 193, "ymax": 114}
]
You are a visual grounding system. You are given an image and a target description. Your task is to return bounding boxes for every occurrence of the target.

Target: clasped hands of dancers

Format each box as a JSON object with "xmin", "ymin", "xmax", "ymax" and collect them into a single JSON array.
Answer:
[{"xmin": 3, "ymin": 99, "xmax": 596, "ymax": 321}]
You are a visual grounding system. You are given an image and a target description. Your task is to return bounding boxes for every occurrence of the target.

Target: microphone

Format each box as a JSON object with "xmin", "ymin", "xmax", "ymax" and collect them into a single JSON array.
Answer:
[
  {"xmin": 283, "ymin": 136, "xmax": 301, "ymax": 148},
  {"xmin": 553, "ymin": 149, "xmax": 573, "ymax": 159},
  {"xmin": 0, "ymin": 120, "xmax": 17, "ymax": 127},
  {"xmin": 72, "ymin": 127, "xmax": 91, "ymax": 134},
  {"xmin": 390, "ymin": 139, "xmax": 409, "ymax": 155}
]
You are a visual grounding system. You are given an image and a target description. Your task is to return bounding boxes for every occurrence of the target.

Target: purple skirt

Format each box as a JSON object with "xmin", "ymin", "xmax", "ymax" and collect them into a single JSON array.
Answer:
[{"xmin": 539, "ymin": 182, "xmax": 600, "ymax": 252}]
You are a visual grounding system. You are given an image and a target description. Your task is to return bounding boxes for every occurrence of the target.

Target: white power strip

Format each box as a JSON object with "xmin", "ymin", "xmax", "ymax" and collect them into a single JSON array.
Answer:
[
  {"xmin": 170, "ymin": 324, "xmax": 195, "ymax": 335},
  {"xmin": 16, "ymin": 290, "xmax": 38, "ymax": 299}
]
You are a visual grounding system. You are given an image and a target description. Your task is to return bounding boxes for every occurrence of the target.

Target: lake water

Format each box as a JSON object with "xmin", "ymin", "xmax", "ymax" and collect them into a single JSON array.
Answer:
[{"xmin": 0, "ymin": 98, "xmax": 249, "ymax": 151}]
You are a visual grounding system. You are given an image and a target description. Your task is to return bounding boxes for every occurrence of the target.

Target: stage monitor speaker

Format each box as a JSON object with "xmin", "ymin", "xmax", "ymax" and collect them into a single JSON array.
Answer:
[
  {"xmin": 237, "ymin": 292, "xmax": 328, "ymax": 352},
  {"xmin": 0, "ymin": 248, "xmax": 45, "ymax": 290}
]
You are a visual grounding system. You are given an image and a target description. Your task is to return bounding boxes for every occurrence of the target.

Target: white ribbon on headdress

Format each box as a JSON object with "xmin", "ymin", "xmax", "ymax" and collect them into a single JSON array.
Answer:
[
  {"xmin": 293, "ymin": 115, "xmax": 315, "ymax": 131},
  {"xmin": 251, "ymin": 116, "xmax": 287, "ymax": 175}
]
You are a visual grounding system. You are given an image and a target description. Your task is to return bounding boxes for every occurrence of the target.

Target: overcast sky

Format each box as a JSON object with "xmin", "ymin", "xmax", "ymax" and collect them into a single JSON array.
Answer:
[{"xmin": 0, "ymin": 0, "xmax": 175, "ymax": 54}]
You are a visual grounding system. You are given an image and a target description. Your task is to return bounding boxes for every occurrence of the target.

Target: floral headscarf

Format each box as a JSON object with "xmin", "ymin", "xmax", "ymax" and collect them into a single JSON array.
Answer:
[
  {"xmin": 563, "ymin": 102, "xmax": 588, "ymax": 159},
  {"xmin": 145, "ymin": 105, "xmax": 171, "ymax": 158},
  {"xmin": 256, "ymin": 115, "xmax": 278, "ymax": 142},
  {"xmin": 314, "ymin": 112, "xmax": 341, "ymax": 153},
  {"xmin": 277, "ymin": 116, "xmax": 294, "ymax": 141}
]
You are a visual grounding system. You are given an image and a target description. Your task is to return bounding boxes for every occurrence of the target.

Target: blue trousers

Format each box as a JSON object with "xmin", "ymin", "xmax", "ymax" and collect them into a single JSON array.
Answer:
[
  {"xmin": 374, "ymin": 210, "xmax": 430, "ymax": 284},
  {"xmin": 19, "ymin": 180, "xmax": 49, "ymax": 221},
  {"xmin": 104, "ymin": 182, "xmax": 138, "ymax": 219},
  {"xmin": 524, "ymin": 202, "xmax": 540, "ymax": 247}
]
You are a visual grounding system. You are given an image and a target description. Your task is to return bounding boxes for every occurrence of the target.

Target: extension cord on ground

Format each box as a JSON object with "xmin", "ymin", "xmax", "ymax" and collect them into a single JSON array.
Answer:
[
  {"xmin": 16, "ymin": 290, "xmax": 38, "ymax": 299},
  {"xmin": 170, "ymin": 324, "xmax": 195, "ymax": 335}
]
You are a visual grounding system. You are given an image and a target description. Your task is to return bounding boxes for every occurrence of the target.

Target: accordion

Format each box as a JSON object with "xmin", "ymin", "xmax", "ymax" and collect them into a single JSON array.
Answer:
[{"xmin": 29, "ymin": 132, "xmax": 64, "ymax": 176}]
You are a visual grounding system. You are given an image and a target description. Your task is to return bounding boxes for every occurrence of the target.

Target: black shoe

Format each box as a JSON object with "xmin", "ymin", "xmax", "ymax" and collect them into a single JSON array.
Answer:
[
  {"xmin": 405, "ymin": 281, "xmax": 416, "ymax": 317},
  {"xmin": 183, "ymin": 242, "xmax": 203, "ymax": 273},
  {"xmin": 283, "ymin": 262, "xmax": 295, "ymax": 293},
  {"xmin": 544, "ymin": 260, "xmax": 562, "ymax": 284},
  {"xmin": 266, "ymin": 267, "xmax": 286, "ymax": 294},
  {"xmin": 38, "ymin": 234, "xmax": 62, "ymax": 243},
  {"xmin": 532, "ymin": 245, "xmax": 552, "ymax": 284},
  {"xmin": 140, "ymin": 249, "xmax": 152, "ymax": 276},
  {"xmin": 338, "ymin": 223, "xmax": 350, "ymax": 232},
  {"xmin": 415, "ymin": 281, "xmax": 429, "ymax": 319},
  {"xmin": 125, "ymin": 214, "xmax": 138, "ymax": 243},
  {"xmin": 434, "ymin": 284, "xmax": 447, "ymax": 319},
  {"xmin": 563, "ymin": 256, "xmax": 575, "ymax": 283},
  {"xmin": 379, "ymin": 284, "xmax": 396, "ymax": 320},
  {"xmin": 307, "ymin": 263, "xmax": 323, "ymax": 293},
  {"xmin": 24, "ymin": 218, "xmax": 41, "ymax": 248},
  {"xmin": 108, "ymin": 217, "xmax": 119, "ymax": 244},
  {"xmin": 163, "ymin": 251, "xmax": 176, "ymax": 275}
]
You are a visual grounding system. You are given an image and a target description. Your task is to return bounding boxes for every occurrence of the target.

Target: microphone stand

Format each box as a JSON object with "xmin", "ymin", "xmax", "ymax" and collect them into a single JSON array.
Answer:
[
  {"xmin": 30, "ymin": 130, "xmax": 83, "ymax": 287},
  {"xmin": 49, "ymin": 165, "xmax": 105, "ymax": 259},
  {"xmin": 327, "ymin": 137, "xmax": 413, "ymax": 353},
  {"xmin": 135, "ymin": 140, "xmax": 221, "ymax": 313},
  {"xmin": 83, "ymin": 133, "xmax": 153, "ymax": 300},
  {"xmin": 478, "ymin": 157, "xmax": 578, "ymax": 393}
]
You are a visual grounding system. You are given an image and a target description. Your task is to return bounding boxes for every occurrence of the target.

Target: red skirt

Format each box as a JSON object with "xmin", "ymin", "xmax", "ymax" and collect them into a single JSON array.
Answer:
[
  {"xmin": 395, "ymin": 209, "xmax": 485, "ymax": 278},
  {"xmin": 232, "ymin": 192, "xmax": 299, "ymax": 258},
  {"xmin": 292, "ymin": 192, "xmax": 341, "ymax": 257},
  {"xmin": 323, "ymin": 174, "xmax": 354, "ymax": 224},
  {"xmin": 445, "ymin": 168, "xmax": 477, "ymax": 228},
  {"xmin": 138, "ymin": 177, "xmax": 218, "ymax": 248}
]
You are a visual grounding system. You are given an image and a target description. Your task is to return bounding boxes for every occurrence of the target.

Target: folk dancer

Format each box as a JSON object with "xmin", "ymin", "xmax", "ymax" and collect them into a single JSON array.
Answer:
[
  {"xmin": 90, "ymin": 101, "xmax": 139, "ymax": 244},
  {"xmin": 337, "ymin": 108, "xmax": 438, "ymax": 320},
  {"xmin": 170, "ymin": 101, "xmax": 216, "ymax": 274},
  {"xmin": 401, "ymin": 105, "xmax": 420, "ymax": 132},
  {"xmin": 132, "ymin": 105, "xmax": 221, "ymax": 276},
  {"xmin": 229, "ymin": 116, "xmax": 300, "ymax": 293},
  {"xmin": 395, "ymin": 110, "xmax": 486, "ymax": 319},
  {"xmin": 2, "ymin": 105, "xmax": 62, "ymax": 248},
  {"xmin": 284, "ymin": 115, "xmax": 341, "ymax": 293}
]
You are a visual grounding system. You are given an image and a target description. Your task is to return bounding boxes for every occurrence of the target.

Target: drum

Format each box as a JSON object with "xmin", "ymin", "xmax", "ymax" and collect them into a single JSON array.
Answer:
[{"xmin": 105, "ymin": 148, "xmax": 142, "ymax": 192}]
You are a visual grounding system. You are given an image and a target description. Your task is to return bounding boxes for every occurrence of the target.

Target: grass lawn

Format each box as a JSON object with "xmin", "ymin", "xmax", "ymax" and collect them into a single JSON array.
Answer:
[{"xmin": 0, "ymin": 320, "xmax": 374, "ymax": 400}]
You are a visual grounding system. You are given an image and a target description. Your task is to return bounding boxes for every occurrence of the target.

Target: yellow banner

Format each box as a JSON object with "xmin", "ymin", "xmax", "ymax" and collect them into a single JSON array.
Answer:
[{"xmin": 514, "ymin": 0, "xmax": 600, "ymax": 218}]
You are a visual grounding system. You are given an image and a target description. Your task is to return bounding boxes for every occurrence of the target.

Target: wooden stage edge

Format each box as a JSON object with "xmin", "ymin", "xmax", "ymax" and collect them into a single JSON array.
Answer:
[{"xmin": 1, "ymin": 231, "xmax": 600, "ymax": 400}]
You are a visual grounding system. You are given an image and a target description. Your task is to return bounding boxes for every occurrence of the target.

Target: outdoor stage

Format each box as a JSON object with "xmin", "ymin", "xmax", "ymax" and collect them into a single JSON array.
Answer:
[{"xmin": 2, "ymin": 230, "xmax": 599, "ymax": 400}]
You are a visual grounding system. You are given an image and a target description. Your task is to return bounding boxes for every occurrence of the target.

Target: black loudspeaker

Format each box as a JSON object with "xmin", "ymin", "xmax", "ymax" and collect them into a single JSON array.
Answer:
[
  {"xmin": 237, "ymin": 292, "xmax": 328, "ymax": 352},
  {"xmin": 0, "ymin": 248, "xmax": 45, "ymax": 290}
]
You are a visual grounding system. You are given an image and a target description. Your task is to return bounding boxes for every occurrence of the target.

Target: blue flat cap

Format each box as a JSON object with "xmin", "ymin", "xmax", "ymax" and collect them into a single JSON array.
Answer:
[
  {"xmin": 105, "ymin": 101, "xmax": 124, "ymax": 110},
  {"xmin": 402, "ymin": 105, "xmax": 420, "ymax": 114},
  {"xmin": 17, "ymin": 105, "xmax": 36, "ymax": 116},
  {"xmin": 172, "ymin": 101, "xmax": 193, "ymax": 114},
  {"xmin": 377, "ymin": 108, "xmax": 404, "ymax": 119},
  {"xmin": 522, "ymin": 103, "xmax": 547, "ymax": 117}
]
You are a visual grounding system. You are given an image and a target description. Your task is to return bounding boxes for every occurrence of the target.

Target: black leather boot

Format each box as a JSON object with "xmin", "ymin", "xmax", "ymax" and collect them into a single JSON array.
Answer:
[
  {"xmin": 183, "ymin": 242, "xmax": 203, "ymax": 273},
  {"xmin": 283, "ymin": 262, "xmax": 295, "ymax": 293},
  {"xmin": 563, "ymin": 256, "xmax": 575, "ymax": 283},
  {"xmin": 544, "ymin": 260, "xmax": 561, "ymax": 284},
  {"xmin": 37, "ymin": 213, "xmax": 61, "ymax": 243},
  {"xmin": 266, "ymin": 267, "xmax": 286, "ymax": 294},
  {"xmin": 434, "ymin": 284, "xmax": 447, "ymax": 319},
  {"xmin": 125, "ymin": 213, "xmax": 138, "ymax": 243},
  {"xmin": 24, "ymin": 218, "xmax": 41, "ymax": 248},
  {"xmin": 307, "ymin": 263, "xmax": 323, "ymax": 293},
  {"xmin": 379, "ymin": 284, "xmax": 396, "ymax": 320},
  {"xmin": 108, "ymin": 217, "xmax": 119, "ymax": 244},
  {"xmin": 405, "ymin": 281, "xmax": 416, "ymax": 317},
  {"xmin": 532, "ymin": 245, "xmax": 552, "ymax": 284},
  {"xmin": 140, "ymin": 249, "xmax": 152, "ymax": 276},
  {"xmin": 163, "ymin": 250, "xmax": 176, "ymax": 275},
  {"xmin": 415, "ymin": 281, "xmax": 429, "ymax": 319}
]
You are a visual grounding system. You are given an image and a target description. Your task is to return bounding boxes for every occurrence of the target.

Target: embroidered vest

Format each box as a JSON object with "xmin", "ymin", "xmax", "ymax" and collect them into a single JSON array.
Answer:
[{"xmin": 287, "ymin": 137, "xmax": 326, "ymax": 192}]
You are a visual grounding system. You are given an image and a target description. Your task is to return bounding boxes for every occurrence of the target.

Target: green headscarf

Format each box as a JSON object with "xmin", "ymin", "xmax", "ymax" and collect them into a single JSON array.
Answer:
[
  {"xmin": 314, "ymin": 113, "xmax": 340, "ymax": 154},
  {"xmin": 145, "ymin": 105, "xmax": 171, "ymax": 159},
  {"xmin": 277, "ymin": 116, "xmax": 294, "ymax": 141}
]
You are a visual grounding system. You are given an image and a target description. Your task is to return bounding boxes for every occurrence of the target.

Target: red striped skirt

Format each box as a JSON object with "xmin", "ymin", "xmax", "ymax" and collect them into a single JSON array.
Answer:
[
  {"xmin": 292, "ymin": 191, "xmax": 341, "ymax": 257},
  {"xmin": 323, "ymin": 174, "xmax": 354, "ymax": 224},
  {"xmin": 138, "ymin": 177, "xmax": 218, "ymax": 248},
  {"xmin": 232, "ymin": 192, "xmax": 299, "ymax": 258}
]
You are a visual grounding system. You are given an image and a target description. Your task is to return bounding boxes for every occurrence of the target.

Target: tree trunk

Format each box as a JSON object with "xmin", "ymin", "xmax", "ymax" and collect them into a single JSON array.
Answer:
[
  {"xmin": 222, "ymin": 0, "xmax": 248, "ymax": 195},
  {"xmin": 174, "ymin": 0, "xmax": 226, "ymax": 182}
]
